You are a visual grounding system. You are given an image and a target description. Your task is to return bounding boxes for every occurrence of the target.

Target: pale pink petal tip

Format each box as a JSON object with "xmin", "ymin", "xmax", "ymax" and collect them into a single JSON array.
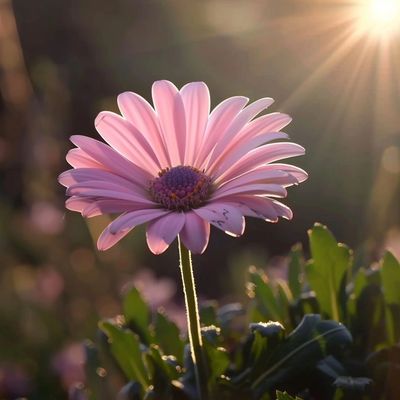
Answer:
[
  {"xmin": 97, "ymin": 226, "xmax": 132, "ymax": 251},
  {"xmin": 146, "ymin": 213, "xmax": 185, "ymax": 254},
  {"xmin": 180, "ymin": 212, "xmax": 210, "ymax": 254}
]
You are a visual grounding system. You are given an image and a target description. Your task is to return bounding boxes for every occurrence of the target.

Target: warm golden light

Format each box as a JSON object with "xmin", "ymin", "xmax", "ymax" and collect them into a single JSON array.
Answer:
[{"xmin": 357, "ymin": 0, "xmax": 400, "ymax": 37}]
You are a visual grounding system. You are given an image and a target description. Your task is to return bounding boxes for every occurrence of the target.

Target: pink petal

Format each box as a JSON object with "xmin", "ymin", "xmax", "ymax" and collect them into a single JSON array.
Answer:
[
  {"xmin": 217, "ymin": 168, "xmax": 298, "ymax": 192},
  {"xmin": 108, "ymin": 209, "xmax": 170, "ymax": 234},
  {"xmin": 212, "ymin": 183, "xmax": 287, "ymax": 200},
  {"xmin": 179, "ymin": 212, "xmax": 210, "ymax": 254},
  {"xmin": 152, "ymin": 80, "xmax": 186, "ymax": 166},
  {"xmin": 66, "ymin": 181, "xmax": 155, "ymax": 205},
  {"xmin": 65, "ymin": 196, "xmax": 92, "ymax": 213},
  {"xmin": 117, "ymin": 91, "xmax": 170, "ymax": 167},
  {"xmin": 97, "ymin": 225, "xmax": 133, "ymax": 251},
  {"xmin": 95, "ymin": 111, "xmax": 161, "ymax": 174},
  {"xmin": 180, "ymin": 82, "xmax": 210, "ymax": 165},
  {"xmin": 66, "ymin": 148, "xmax": 104, "ymax": 169},
  {"xmin": 82, "ymin": 200, "xmax": 148, "ymax": 218},
  {"xmin": 97, "ymin": 209, "xmax": 169, "ymax": 251},
  {"xmin": 216, "ymin": 142, "xmax": 305, "ymax": 182},
  {"xmin": 237, "ymin": 112, "xmax": 292, "ymax": 143},
  {"xmin": 70, "ymin": 135, "xmax": 152, "ymax": 185},
  {"xmin": 65, "ymin": 197, "xmax": 141, "ymax": 218},
  {"xmin": 206, "ymin": 97, "xmax": 274, "ymax": 169},
  {"xmin": 146, "ymin": 212, "xmax": 185, "ymax": 254},
  {"xmin": 210, "ymin": 132, "xmax": 289, "ymax": 177},
  {"xmin": 210, "ymin": 113, "xmax": 292, "ymax": 173},
  {"xmin": 262, "ymin": 163, "xmax": 308, "ymax": 183},
  {"xmin": 235, "ymin": 197, "xmax": 293, "ymax": 220},
  {"xmin": 195, "ymin": 96, "xmax": 248, "ymax": 167},
  {"xmin": 193, "ymin": 203, "xmax": 245, "ymax": 237},
  {"xmin": 58, "ymin": 168, "xmax": 145, "ymax": 194}
]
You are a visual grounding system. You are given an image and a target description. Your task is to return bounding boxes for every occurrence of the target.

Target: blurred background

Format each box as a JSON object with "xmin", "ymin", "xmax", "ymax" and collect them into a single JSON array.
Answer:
[{"xmin": 0, "ymin": 0, "xmax": 399, "ymax": 398}]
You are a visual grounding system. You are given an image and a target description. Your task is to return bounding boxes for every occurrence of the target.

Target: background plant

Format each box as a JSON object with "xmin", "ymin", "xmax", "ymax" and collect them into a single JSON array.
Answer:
[{"xmin": 77, "ymin": 224, "xmax": 400, "ymax": 400}]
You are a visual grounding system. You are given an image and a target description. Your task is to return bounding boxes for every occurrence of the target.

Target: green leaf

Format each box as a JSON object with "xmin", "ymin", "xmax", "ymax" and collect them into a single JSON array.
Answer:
[
  {"xmin": 288, "ymin": 244, "xmax": 304, "ymax": 299},
  {"xmin": 202, "ymin": 326, "xmax": 230, "ymax": 382},
  {"xmin": 100, "ymin": 320, "xmax": 149, "ymax": 389},
  {"xmin": 276, "ymin": 390, "xmax": 303, "ymax": 400},
  {"xmin": 84, "ymin": 340, "xmax": 113, "ymax": 400},
  {"xmin": 276, "ymin": 280, "xmax": 293, "ymax": 328},
  {"xmin": 200, "ymin": 301, "xmax": 218, "ymax": 326},
  {"xmin": 381, "ymin": 252, "xmax": 400, "ymax": 305},
  {"xmin": 250, "ymin": 315, "xmax": 352, "ymax": 397},
  {"xmin": 144, "ymin": 345, "xmax": 174, "ymax": 397},
  {"xmin": 248, "ymin": 322, "xmax": 286, "ymax": 373},
  {"xmin": 380, "ymin": 252, "xmax": 400, "ymax": 344},
  {"xmin": 306, "ymin": 224, "xmax": 352, "ymax": 321},
  {"xmin": 291, "ymin": 293, "xmax": 320, "ymax": 326},
  {"xmin": 154, "ymin": 311, "xmax": 185, "ymax": 363},
  {"xmin": 123, "ymin": 288, "xmax": 151, "ymax": 343},
  {"xmin": 347, "ymin": 268, "xmax": 368, "ymax": 317},
  {"xmin": 205, "ymin": 344, "xmax": 230, "ymax": 383},
  {"xmin": 248, "ymin": 267, "xmax": 284, "ymax": 322}
]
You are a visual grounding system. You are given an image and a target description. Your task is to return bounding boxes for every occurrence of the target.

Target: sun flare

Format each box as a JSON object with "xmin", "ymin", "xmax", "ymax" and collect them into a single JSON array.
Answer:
[{"xmin": 357, "ymin": 0, "xmax": 400, "ymax": 37}]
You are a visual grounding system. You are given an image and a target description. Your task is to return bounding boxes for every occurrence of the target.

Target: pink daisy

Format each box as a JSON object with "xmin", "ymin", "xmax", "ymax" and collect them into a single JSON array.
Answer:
[{"xmin": 59, "ymin": 81, "xmax": 307, "ymax": 254}]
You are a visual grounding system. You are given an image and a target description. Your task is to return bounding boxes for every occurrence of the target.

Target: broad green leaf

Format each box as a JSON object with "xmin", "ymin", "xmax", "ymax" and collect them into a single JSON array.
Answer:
[
  {"xmin": 205, "ymin": 344, "xmax": 230, "ymax": 382},
  {"xmin": 244, "ymin": 322, "xmax": 286, "ymax": 379},
  {"xmin": 144, "ymin": 345, "xmax": 177, "ymax": 397},
  {"xmin": 248, "ymin": 267, "xmax": 283, "ymax": 322},
  {"xmin": 250, "ymin": 322, "xmax": 285, "ymax": 360},
  {"xmin": 380, "ymin": 252, "xmax": 400, "ymax": 344},
  {"xmin": 316, "ymin": 355, "xmax": 346, "ymax": 380},
  {"xmin": 306, "ymin": 224, "xmax": 352, "ymax": 321},
  {"xmin": 380, "ymin": 252, "xmax": 400, "ymax": 305},
  {"xmin": 276, "ymin": 391, "xmax": 303, "ymax": 400},
  {"xmin": 100, "ymin": 320, "xmax": 149, "ymax": 389},
  {"xmin": 123, "ymin": 288, "xmax": 151, "ymax": 343},
  {"xmin": 291, "ymin": 293, "xmax": 320, "ymax": 326},
  {"xmin": 200, "ymin": 301, "xmax": 218, "ymax": 326},
  {"xmin": 276, "ymin": 280, "xmax": 293, "ymax": 329},
  {"xmin": 154, "ymin": 311, "xmax": 185, "ymax": 363},
  {"xmin": 288, "ymin": 244, "xmax": 304, "ymax": 299},
  {"xmin": 250, "ymin": 315, "xmax": 352, "ymax": 397},
  {"xmin": 347, "ymin": 268, "xmax": 368, "ymax": 316},
  {"xmin": 353, "ymin": 284, "xmax": 387, "ymax": 352},
  {"xmin": 202, "ymin": 326, "xmax": 230, "ymax": 382}
]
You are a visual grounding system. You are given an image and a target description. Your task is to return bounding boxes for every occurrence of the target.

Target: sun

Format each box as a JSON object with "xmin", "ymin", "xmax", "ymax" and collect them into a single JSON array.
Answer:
[{"xmin": 356, "ymin": 0, "xmax": 400, "ymax": 37}]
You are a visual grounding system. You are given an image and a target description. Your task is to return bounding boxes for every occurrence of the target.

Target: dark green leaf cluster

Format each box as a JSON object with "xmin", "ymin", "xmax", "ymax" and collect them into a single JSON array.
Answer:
[{"xmin": 81, "ymin": 224, "xmax": 400, "ymax": 400}]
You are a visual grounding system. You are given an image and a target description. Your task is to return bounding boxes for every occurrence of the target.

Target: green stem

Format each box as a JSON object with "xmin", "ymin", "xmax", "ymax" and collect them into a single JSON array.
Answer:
[{"xmin": 178, "ymin": 236, "xmax": 209, "ymax": 400}]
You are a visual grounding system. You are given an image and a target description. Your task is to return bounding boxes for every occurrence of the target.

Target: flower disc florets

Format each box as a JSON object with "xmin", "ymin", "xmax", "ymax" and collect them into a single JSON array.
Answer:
[{"xmin": 149, "ymin": 166, "xmax": 212, "ymax": 211}]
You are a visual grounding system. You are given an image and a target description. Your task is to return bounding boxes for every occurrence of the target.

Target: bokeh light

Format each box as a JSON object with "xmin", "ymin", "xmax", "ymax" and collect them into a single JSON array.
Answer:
[{"xmin": 356, "ymin": 0, "xmax": 400, "ymax": 37}]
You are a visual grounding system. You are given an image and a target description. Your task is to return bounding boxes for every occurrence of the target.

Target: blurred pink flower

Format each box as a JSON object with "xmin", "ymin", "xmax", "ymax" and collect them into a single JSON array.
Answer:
[
  {"xmin": 59, "ymin": 81, "xmax": 307, "ymax": 254},
  {"xmin": 128, "ymin": 269, "xmax": 176, "ymax": 309},
  {"xmin": 52, "ymin": 343, "xmax": 85, "ymax": 389},
  {"xmin": 35, "ymin": 267, "xmax": 64, "ymax": 305},
  {"xmin": 30, "ymin": 201, "xmax": 64, "ymax": 234}
]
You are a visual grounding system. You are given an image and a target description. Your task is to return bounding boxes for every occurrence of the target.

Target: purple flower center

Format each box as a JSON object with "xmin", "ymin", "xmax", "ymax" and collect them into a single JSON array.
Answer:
[{"xmin": 149, "ymin": 166, "xmax": 212, "ymax": 211}]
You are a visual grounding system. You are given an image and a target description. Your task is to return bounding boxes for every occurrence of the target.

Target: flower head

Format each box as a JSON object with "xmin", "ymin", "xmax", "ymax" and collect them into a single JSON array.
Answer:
[{"xmin": 59, "ymin": 81, "xmax": 307, "ymax": 254}]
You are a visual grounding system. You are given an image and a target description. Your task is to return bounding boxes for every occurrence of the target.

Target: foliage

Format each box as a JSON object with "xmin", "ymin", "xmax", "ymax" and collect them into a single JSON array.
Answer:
[{"xmin": 79, "ymin": 224, "xmax": 400, "ymax": 399}]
